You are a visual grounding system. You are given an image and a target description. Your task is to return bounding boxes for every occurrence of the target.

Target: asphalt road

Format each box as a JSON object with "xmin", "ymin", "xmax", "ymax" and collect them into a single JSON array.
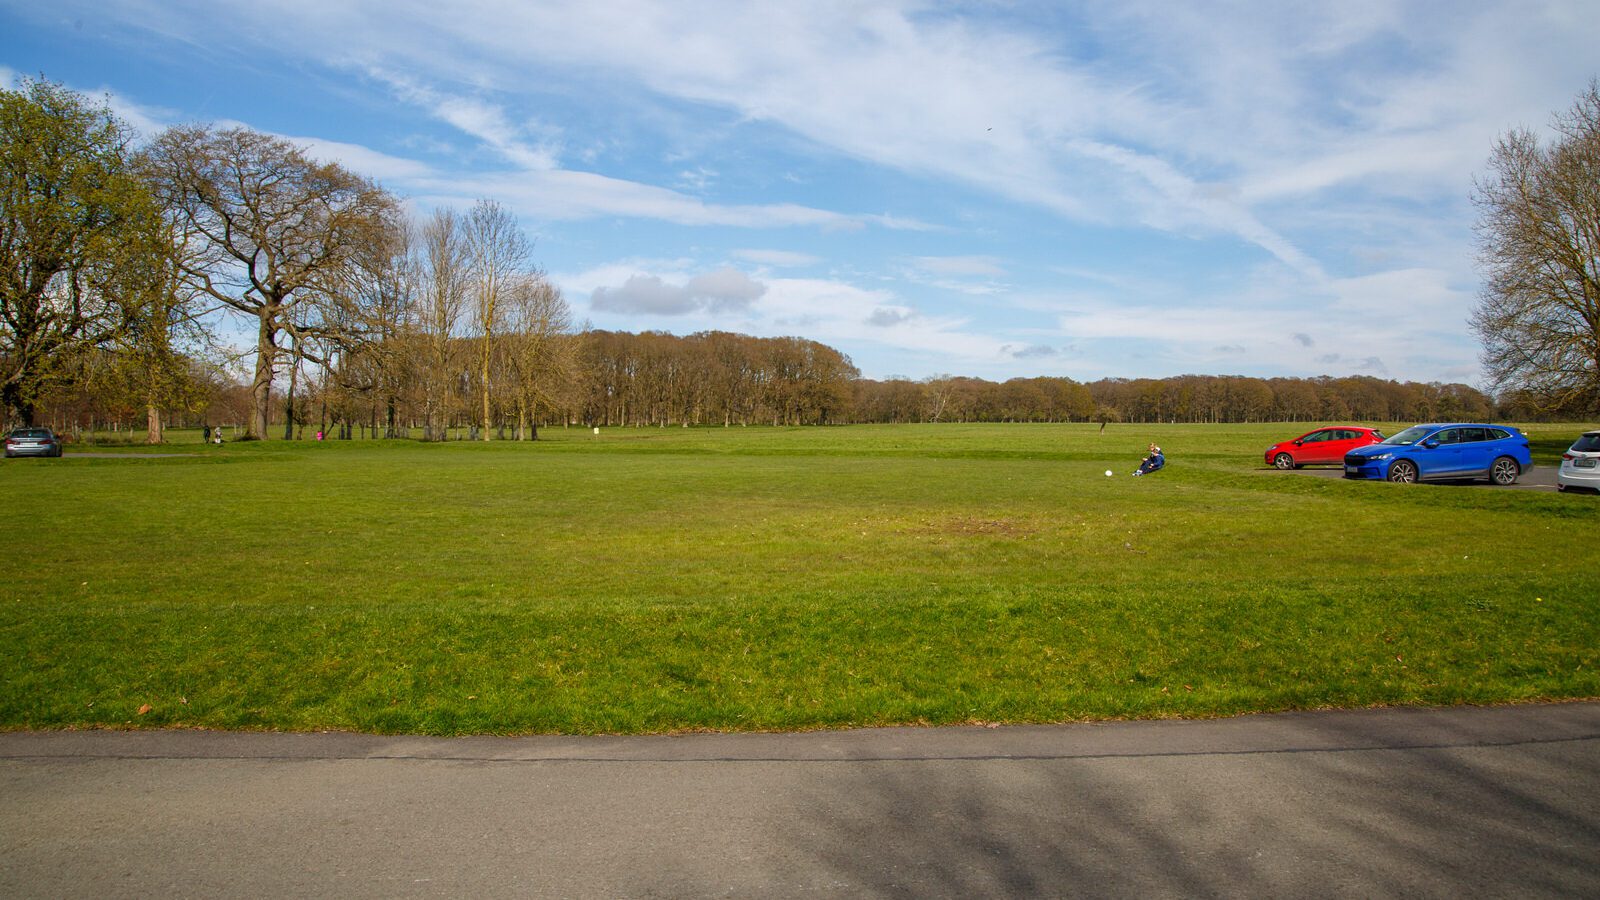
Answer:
[
  {"xmin": 1278, "ymin": 462, "xmax": 1565, "ymax": 491},
  {"xmin": 3, "ymin": 702, "xmax": 1597, "ymax": 898}
]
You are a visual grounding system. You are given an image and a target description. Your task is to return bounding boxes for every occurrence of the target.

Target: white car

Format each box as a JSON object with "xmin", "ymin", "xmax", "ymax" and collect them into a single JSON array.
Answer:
[{"xmin": 1557, "ymin": 431, "xmax": 1600, "ymax": 493}]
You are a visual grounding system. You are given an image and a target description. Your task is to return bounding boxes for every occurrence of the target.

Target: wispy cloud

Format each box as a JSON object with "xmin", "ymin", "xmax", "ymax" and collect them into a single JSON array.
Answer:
[
  {"xmin": 405, "ymin": 168, "xmax": 929, "ymax": 229},
  {"xmin": 15, "ymin": 0, "xmax": 1600, "ymax": 384},
  {"xmin": 366, "ymin": 67, "xmax": 562, "ymax": 171}
]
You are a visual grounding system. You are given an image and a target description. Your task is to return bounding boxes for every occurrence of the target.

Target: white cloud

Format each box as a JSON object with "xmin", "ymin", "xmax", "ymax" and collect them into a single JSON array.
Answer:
[
  {"xmin": 403, "ymin": 167, "xmax": 925, "ymax": 229},
  {"xmin": 865, "ymin": 305, "xmax": 915, "ymax": 327},
  {"xmin": 1009, "ymin": 344, "xmax": 1058, "ymax": 359},
  {"xmin": 590, "ymin": 266, "xmax": 766, "ymax": 315},
  {"xmin": 367, "ymin": 67, "xmax": 561, "ymax": 171},
  {"xmin": 288, "ymin": 135, "xmax": 435, "ymax": 181},
  {"xmin": 686, "ymin": 267, "xmax": 767, "ymax": 310},
  {"xmin": 564, "ymin": 260, "xmax": 1017, "ymax": 376},
  {"xmin": 1046, "ymin": 261, "xmax": 1478, "ymax": 382}
]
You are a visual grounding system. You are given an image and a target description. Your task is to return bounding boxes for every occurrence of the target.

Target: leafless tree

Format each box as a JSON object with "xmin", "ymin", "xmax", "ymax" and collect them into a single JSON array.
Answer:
[
  {"xmin": 503, "ymin": 274, "xmax": 574, "ymax": 439},
  {"xmin": 464, "ymin": 199, "xmax": 531, "ymax": 440},
  {"xmin": 335, "ymin": 210, "xmax": 414, "ymax": 437},
  {"xmin": 416, "ymin": 207, "xmax": 469, "ymax": 440},
  {"xmin": 1472, "ymin": 80, "xmax": 1600, "ymax": 415},
  {"xmin": 145, "ymin": 125, "xmax": 398, "ymax": 439}
]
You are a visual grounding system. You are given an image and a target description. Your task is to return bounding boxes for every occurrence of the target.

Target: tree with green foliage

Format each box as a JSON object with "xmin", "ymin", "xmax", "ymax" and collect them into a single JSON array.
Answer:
[
  {"xmin": 0, "ymin": 78, "xmax": 166, "ymax": 425},
  {"xmin": 1473, "ymin": 80, "xmax": 1600, "ymax": 416}
]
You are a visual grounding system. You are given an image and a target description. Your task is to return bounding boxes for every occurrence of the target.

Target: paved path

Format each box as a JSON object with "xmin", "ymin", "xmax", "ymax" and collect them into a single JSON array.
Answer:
[
  {"xmin": 3, "ymin": 702, "xmax": 1597, "ymax": 898},
  {"xmin": 1279, "ymin": 463, "xmax": 1563, "ymax": 491}
]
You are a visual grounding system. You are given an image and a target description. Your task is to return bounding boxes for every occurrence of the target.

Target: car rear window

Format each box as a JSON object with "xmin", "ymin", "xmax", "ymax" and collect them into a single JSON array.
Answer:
[
  {"xmin": 11, "ymin": 428, "xmax": 50, "ymax": 438},
  {"xmin": 1572, "ymin": 434, "xmax": 1600, "ymax": 452}
]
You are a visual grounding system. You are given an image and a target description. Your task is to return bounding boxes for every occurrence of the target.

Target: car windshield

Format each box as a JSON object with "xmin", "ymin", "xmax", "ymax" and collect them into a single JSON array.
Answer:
[{"xmin": 1381, "ymin": 425, "xmax": 1434, "ymax": 446}]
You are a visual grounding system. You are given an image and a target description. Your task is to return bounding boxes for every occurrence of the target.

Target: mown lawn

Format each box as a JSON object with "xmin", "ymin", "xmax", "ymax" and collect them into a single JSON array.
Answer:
[{"xmin": 2, "ymin": 422, "xmax": 1597, "ymax": 734}]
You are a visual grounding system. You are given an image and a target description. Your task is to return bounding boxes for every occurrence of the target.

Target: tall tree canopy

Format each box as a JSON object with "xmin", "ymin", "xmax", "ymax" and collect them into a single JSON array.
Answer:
[
  {"xmin": 1472, "ymin": 80, "xmax": 1600, "ymax": 415},
  {"xmin": 0, "ymin": 78, "xmax": 165, "ymax": 424},
  {"xmin": 145, "ymin": 125, "xmax": 397, "ymax": 438}
]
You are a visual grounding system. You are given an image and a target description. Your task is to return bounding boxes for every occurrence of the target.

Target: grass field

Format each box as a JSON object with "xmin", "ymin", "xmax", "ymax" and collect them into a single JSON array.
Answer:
[{"xmin": 3, "ymin": 422, "xmax": 1597, "ymax": 734}]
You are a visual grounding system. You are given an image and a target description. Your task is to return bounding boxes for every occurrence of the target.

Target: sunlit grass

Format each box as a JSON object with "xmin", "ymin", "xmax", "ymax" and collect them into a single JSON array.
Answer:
[{"xmin": 3, "ymin": 422, "xmax": 1596, "ymax": 733}]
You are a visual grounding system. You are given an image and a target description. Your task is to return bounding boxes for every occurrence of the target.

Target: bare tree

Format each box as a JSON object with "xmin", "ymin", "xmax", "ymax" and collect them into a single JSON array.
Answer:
[
  {"xmin": 146, "ymin": 125, "xmax": 398, "ymax": 439},
  {"xmin": 464, "ymin": 199, "xmax": 532, "ymax": 440},
  {"xmin": 503, "ymin": 274, "xmax": 574, "ymax": 439},
  {"xmin": 1472, "ymin": 80, "xmax": 1600, "ymax": 415},
  {"xmin": 416, "ymin": 207, "xmax": 468, "ymax": 440},
  {"xmin": 335, "ymin": 210, "xmax": 413, "ymax": 437}
]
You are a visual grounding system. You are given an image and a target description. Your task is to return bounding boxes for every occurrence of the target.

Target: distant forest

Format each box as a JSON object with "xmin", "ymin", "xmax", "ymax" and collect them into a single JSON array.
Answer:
[{"xmin": 39, "ymin": 327, "xmax": 1555, "ymax": 439}]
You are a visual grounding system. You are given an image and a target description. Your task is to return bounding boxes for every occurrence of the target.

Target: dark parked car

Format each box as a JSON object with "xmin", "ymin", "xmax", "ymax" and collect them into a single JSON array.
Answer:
[
  {"xmin": 4, "ymin": 427, "xmax": 63, "ymax": 458},
  {"xmin": 1264, "ymin": 426, "xmax": 1385, "ymax": 469},
  {"xmin": 1343, "ymin": 423, "xmax": 1531, "ymax": 484}
]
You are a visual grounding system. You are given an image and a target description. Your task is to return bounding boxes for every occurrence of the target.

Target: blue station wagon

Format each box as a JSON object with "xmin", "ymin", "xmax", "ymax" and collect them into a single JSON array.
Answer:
[{"xmin": 1343, "ymin": 423, "xmax": 1532, "ymax": 485}]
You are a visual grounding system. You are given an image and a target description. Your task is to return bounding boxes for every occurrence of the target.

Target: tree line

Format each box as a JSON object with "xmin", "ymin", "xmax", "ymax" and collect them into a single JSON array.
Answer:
[
  {"xmin": 6, "ymin": 77, "xmax": 1598, "ymax": 440},
  {"xmin": 32, "ymin": 318, "xmax": 1505, "ymax": 432},
  {"xmin": 853, "ymin": 373, "xmax": 1497, "ymax": 425}
]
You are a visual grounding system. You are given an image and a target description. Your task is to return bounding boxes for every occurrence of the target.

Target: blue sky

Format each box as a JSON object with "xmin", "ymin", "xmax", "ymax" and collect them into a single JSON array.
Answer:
[{"xmin": 3, "ymin": 1, "xmax": 1597, "ymax": 385}]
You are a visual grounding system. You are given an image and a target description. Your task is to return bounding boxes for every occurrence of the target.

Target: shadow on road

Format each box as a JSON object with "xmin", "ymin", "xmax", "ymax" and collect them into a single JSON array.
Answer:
[{"xmin": 772, "ymin": 713, "xmax": 1600, "ymax": 896}]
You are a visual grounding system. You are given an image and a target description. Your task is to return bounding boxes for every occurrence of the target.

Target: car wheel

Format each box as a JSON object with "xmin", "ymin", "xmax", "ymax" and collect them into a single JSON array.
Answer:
[
  {"xmin": 1387, "ymin": 459, "xmax": 1418, "ymax": 483},
  {"xmin": 1490, "ymin": 456, "xmax": 1520, "ymax": 485},
  {"xmin": 1272, "ymin": 453, "xmax": 1294, "ymax": 470}
]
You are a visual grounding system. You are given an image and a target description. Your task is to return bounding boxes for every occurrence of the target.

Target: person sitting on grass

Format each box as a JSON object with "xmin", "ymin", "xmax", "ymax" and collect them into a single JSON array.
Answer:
[{"xmin": 1132, "ymin": 442, "xmax": 1165, "ymax": 476}]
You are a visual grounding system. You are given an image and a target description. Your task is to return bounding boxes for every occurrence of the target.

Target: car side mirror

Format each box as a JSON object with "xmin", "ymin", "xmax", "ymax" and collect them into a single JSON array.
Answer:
[
  {"xmin": 1293, "ymin": 440, "xmax": 1303, "ymax": 446},
  {"xmin": 1423, "ymin": 440, "xmax": 1439, "ymax": 449}
]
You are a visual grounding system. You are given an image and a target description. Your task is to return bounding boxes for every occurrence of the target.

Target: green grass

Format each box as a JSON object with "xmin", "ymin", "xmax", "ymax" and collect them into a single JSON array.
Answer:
[{"xmin": 3, "ymin": 422, "xmax": 1597, "ymax": 734}]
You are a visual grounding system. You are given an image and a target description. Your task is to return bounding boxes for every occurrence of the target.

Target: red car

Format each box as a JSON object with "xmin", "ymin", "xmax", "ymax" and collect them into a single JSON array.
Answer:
[{"xmin": 1265, "ymin": 426, "xmax": 1385, "ymax": 469}]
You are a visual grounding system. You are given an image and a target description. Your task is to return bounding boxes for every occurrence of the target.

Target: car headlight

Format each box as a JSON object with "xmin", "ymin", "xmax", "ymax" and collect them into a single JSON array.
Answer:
[{"xmin": 1369, "ymin": 452, "xmax": 1392, "ymax": 461}]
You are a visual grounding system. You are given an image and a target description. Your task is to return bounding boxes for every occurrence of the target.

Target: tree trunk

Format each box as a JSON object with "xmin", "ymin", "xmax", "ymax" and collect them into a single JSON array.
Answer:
[
  {"xmin": 146, "ymin": 404, "xmax": 163, "ymax": 444},
  {"xmin": 249, "ymin": 308, "xmax": 278, "ymax": 440},
  {"xmin": 480, "ymin": 343, "xmax": 492, "ymax": 441},
  {"xmin": 283, "ymin": 350, "xmax": 299, "ymax": 441},
  {"xmin": 1, "ymin": 383, "xmax": 34, "ymax": 426}
]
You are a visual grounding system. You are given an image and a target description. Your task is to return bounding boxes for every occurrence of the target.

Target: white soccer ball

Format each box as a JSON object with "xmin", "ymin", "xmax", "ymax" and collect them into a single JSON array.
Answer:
[{"xmin": 1105, "ymin": 470, "xmax": 1114, "ymax": 477}]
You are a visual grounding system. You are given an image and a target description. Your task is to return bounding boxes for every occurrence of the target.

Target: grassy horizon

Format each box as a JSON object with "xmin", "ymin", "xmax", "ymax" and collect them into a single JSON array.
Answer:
[{"xmin": 3, "ymin": 422, "xmax": 1597, "ymax": 734}]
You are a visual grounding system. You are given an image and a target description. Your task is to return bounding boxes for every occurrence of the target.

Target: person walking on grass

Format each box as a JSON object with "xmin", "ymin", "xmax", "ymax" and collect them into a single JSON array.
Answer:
[{"xmin": 1133, "ymin": 442, "xmax": 1164, "ymax": 476}]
